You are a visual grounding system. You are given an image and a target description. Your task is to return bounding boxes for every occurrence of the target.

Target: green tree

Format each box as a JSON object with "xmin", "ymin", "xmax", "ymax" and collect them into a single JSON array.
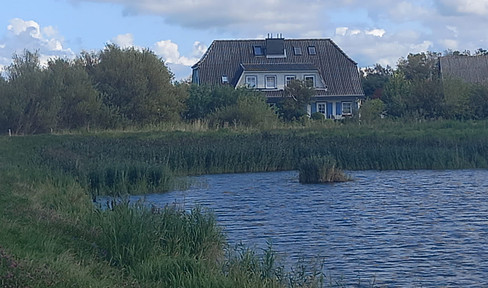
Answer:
[
  {"xmin": 360, "ymin": 98, "xmax": 385, "ymax": 123},
  {"xmin": 92, "ymin": 44, "xmax": 185, "ymax": 125},
  {"xmin": 4, "ymin": 50, "xmax": 59, "ymax": 134},
  {"xmin": 184, "ymin": 85, "xmax": 241, "ymax": 120},
  {"xmin": 382, "ymin": 71, "xmax": 410, "ymax": 118},
  {"xmin": 442, "ymin": 77, "xmax": 471, "ymax": 119},
  {"xmin": 278, "ymin": 79, "xmax": 314, "ymax": 121},
  {"xmin": 361, "ymin": 64, "xmax": 392, "ymax": 99},
  {"xmin": 469, "ymin": 84, "xmax": 488, "ymax": 119},
  {"xmin": 46, "ymin": 58, "xmax": 105, "ymax": 130},
  {"xmin": 208, "ymin": 90, "xmax": 278, "ymax": 128}
]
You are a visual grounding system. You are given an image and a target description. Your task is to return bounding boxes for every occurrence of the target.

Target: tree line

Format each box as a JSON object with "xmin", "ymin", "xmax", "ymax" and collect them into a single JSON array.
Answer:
[
  {"xmin": 1, "ymin": 45, "xmax": 312, "ymax": 134},
  {"xmin": 3, "ymin": 45, "xmax": 488, "ymax": 134},
  {"xmin": 360, "ymin": 49, "xmax": 488, "ymax": 122}
]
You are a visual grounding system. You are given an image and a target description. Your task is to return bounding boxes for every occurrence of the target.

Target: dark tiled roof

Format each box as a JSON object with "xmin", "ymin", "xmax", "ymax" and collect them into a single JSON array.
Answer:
[
  {"xmin": 440, "ymin": 55, "xmax": 488, "ymax": 85},
  {"xmin": 192, "ymin": 38, "xmax": 364, "ymax": 97},
  {"xmin": 240, "ymin": 63, "xmax": 318, "ymax": 72}
]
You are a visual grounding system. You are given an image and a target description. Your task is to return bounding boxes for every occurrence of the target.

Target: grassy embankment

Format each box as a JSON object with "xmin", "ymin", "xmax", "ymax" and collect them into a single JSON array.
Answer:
[{"xmin": 1, "ymin": 120, "xmax": 488, "ymax": 287}]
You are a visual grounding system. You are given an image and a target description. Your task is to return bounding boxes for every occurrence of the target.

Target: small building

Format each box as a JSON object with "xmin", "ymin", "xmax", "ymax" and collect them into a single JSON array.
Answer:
[
  {"xmin": 439, "ymin": 55, "xmax": 488, "ymax": 86},
  {"xmin": 191, "ymin": 36, "xmax": 365, "ymax": 119}
]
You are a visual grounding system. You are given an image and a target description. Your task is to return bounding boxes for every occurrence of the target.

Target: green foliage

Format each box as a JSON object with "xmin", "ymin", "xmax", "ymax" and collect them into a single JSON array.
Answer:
[
  {"xmin": 278, "ymin": 80, "xmax": 314, "ymax": 121},
  {"xmin": 361, "ymin": 64, "xmax": 392, "ymax": 99},
  {"xmin": 382, "ymin": 72, "xmax": 410, "ymax": 118},
  {"xmin": 92, "ymin": 44, "xmax": 185, "ymax": 125},
  {"xmin": 299, "ymin": 156, "xmax": 350, "ymax": 184},
  {"xmin": 209, "ymin": 91, "xmax": 279, "ymax": 128},
  {"xmin": 310, "ymin": 112, "xmax": 325, "ymax": 121},
  {"xmin": 185, "ymin": 85, "xmax": 241, "ymax": 120},
  {"xmin": 2, "ymin": 50, "xmax": 58, "ymax": 134},
  {"xmin": 360, "ymin": 98, "xmax": 385, "ymax": 123}
]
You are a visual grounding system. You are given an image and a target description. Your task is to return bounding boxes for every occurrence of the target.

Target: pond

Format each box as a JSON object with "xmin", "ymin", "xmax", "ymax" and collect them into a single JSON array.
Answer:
[{"xmin": 123, "ymin": 170, "xmax": 488, "ymax": 287}]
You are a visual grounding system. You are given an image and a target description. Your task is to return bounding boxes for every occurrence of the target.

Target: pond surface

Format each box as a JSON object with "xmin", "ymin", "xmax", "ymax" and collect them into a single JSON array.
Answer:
[{"xmin": 130, "ymin": 170, "xmax": 488, "ymax": 287}]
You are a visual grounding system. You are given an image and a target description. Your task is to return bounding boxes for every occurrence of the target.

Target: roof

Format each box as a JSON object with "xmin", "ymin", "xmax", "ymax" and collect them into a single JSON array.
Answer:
[
  {"xmin": 440, "ymin": 55, "xmax": 488, "ymax": 85},
  {"xmin": 240, "ymin": 63, "xmax": 318, "ymax": 72},
  {"xmin": 192, "ymin": 38, "xmax": 364, "ymax": 97}
]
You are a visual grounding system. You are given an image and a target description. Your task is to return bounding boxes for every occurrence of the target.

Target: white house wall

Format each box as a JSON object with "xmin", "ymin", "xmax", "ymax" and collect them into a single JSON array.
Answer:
[{"xmin": 236, "ymin": 71, "xmax": 325, "ymax": 90}]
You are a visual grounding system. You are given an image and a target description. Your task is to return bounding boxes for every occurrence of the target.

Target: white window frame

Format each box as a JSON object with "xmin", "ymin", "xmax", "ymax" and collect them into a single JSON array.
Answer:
[
  {"xmin": 265, "ymin": 75, "xmax": 277, "ymax": 89},
  {"xmin": 304, "ymin": 75, "xmax": 315, "ymax": 87},
  {"xmin": 285, "ymin": 75, "xmax": 296, "ymax": 86},
  {"xmin": 294, "ymin": 47, "xmax": 302, "ymax": 55},
  {"xmin": 245, "ymin": 75, "xmax": 257, "ymax": 88},
  {"xmin": 342, "ymin": 102, "xmax": 353, "ymax": 116},
  {"xmin": 317, "ymin": 103, "xmax": 326, "ymax": 115}
]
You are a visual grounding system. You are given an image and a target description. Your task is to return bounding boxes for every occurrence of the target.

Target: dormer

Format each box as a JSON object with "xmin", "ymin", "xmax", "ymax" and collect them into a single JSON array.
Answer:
[{"xmin": 265, "ymin": 35, "xmax": 286, "ymax": 58}]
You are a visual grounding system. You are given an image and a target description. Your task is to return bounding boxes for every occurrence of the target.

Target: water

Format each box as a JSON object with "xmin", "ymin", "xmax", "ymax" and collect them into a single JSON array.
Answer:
[{"xmin": 126, "ymin": 170, "xmax": 488, "ymax": 287}]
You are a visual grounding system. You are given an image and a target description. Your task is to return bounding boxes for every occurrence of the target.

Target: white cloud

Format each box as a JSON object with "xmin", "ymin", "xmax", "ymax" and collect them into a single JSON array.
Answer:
[
  {"xmin": 111, "ymin": 33, "xmax": 135, "ymax": 48},
  {"xmin": 439, "ymin": 0, "xmax": 488, "ymax": 16},
  {"xmin": 365, "ymin": 29, "xmax": 386, "ymax": 37},
  {"xmin": 0, "ymin": 18, "xmax": 75, "ymax": 70},
  {"xmin": 154, "ymin": 39, "xmax": 206, "ymax": 67}
]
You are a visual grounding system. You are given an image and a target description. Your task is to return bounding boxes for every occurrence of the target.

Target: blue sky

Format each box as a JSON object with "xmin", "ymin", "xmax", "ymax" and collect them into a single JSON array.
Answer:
[{"xmin": 2, "ymin": 0, "xmax": 488, "ymax": 80}]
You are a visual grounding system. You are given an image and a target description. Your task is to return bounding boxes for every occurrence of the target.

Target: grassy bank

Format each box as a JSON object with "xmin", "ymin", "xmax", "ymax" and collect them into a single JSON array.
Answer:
[{"xmin": 1, "ymin": 120, "xmax": 488, "ymax": 287}]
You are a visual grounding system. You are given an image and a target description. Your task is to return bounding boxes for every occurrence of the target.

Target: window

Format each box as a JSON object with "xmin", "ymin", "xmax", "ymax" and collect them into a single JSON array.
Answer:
[
  {"xmin": 285, "ymin": 75, "xmax": 296, "ymax": 86},
  {"xmin": 245, "ymin": 75, "xmax": 257, "ymax": 88},
  {"xmin": 293, "ymin": 47, "xmax": 302, "ymax": 55},
  {"xmin": 221, "ymin": 75, "xmax": 229, "ymax": 84},
  {"xmin": 265, "ymin": 76, "xmax": 277, "ymax": 89},
  {"xmin": 304, "ymin": 75, "xmax": 315, "ymax": 87},
  {"xmin": 308, "ymin": 46, "xmax": 317, "ymax": 55},
  {"xmin": 253, "ymin": 46, "xmax": 264, "ymax": 56},
  {"xmin": 317, "ymin": 103, "xmax": 326, "ymax": 115},
  {"xmin": 342, "ymin": 102, "xmax": 353, "ymax": 115}
]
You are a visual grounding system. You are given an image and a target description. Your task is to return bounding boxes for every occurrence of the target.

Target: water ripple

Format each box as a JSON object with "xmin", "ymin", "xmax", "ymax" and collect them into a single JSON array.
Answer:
[{"xmin": 134, "ymin": 170, "xmax": 488, "ymax": 287}]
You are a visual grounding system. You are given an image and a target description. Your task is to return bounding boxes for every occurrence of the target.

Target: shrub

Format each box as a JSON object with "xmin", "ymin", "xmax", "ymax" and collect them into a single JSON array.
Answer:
[{"xmin": 299, "ymin": 156, "xmax": 350, "ymax": 184}]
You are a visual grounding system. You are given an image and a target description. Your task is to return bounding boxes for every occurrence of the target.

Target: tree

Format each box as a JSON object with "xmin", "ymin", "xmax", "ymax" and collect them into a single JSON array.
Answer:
[
  {"xmin": 382, "ymin": 71, "xmax": 410, "ymax": 118},
  {"xmin": 92, "ymin": 44, "xmax": 185, "ymax": 125},
  {"xmin": 46, "ymin": 58, "xmax": 104, "ymax": 130},
  {"xmin": 278, "ymin": 79, "xmax": 314, "ymax": 121},
  {"xmin": 184, "ymin": 85, "xmax": 240, "ymax": 120},
  {"xmin": 361, "ymin": 64, "xmax": 392, "ymax": 99},
  {"xmin": 4, "ymin": 50, "xmax": 59, "ymax": 134},
  {"xmin": 360, "ymin": 98, "xmax": 385, "ymax": 123},
  {"xmin": 209, "ymin": 92, "xmax": 278, "ymax": 128}
]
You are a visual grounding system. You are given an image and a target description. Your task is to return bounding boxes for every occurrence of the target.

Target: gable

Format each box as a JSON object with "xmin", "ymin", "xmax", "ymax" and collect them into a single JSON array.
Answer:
[{"xmin": 192, "ymin": 38, "xmax": 364, "ymax": 97}]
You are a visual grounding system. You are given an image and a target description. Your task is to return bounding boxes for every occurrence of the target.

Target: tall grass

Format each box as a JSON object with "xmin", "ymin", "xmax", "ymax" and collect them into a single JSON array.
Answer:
[
  {"xmin": 37, "ymin": 120, "xmax": 488, "ymax": 198},
  {"xmin": 299, "ymin": 156, "xmax": 350, "ymax": 184}
]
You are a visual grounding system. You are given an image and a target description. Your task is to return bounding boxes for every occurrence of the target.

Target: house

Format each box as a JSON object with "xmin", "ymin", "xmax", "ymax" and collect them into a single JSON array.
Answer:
[
  {"xmin": 191, "ymin": 36, "xmax": 365, "ymax": 119},
  {"xmin": 439, "ymin": 55, "xmax": 488, "ymax": 86}
]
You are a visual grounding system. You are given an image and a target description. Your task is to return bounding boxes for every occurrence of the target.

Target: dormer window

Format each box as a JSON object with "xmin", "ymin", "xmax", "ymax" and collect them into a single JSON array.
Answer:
[
  {"xmin": 293, "ymin": 47, "xmax": 302, "ymax": 55},
  {"xmin": 253, "ymin": 46, "xmax": 264, "ymax": 56},
  {"xmin": 222, "ymin": 75, "xmax": 229, "ymax": 84},
  {"xmin": 308, "ymin": 46, "xmax": 317, "ymax": 55}
]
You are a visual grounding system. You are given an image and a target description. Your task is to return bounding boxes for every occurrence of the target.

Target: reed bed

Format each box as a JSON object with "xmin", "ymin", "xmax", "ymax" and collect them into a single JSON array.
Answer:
[{"xmin": 38, "ymin": 121, "xmax": 488, "ymax": 198}]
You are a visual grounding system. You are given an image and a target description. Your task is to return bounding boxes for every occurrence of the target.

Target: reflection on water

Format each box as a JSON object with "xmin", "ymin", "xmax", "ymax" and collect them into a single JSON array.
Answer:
[{"xmin": 128, "ymin": 170, "xmax": 488, "ymax": 287}]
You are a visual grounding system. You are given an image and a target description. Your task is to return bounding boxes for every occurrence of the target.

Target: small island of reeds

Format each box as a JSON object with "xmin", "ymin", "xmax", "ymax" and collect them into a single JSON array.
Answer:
[{"xmin": 299, "ymin": 156, "xmax": 351, "ymax": 184}]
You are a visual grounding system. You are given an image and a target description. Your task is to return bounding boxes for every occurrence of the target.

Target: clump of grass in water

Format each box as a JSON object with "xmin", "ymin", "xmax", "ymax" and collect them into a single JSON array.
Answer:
[{"xmin": 299, "ymin": 156, "xmax": 351, "ymax": 184}]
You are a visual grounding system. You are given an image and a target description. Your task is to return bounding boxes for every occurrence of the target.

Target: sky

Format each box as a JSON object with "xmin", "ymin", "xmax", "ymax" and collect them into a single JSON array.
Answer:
[{"xmin": 2, "ymin": 0, "xmax": 488, "ymax": 80}]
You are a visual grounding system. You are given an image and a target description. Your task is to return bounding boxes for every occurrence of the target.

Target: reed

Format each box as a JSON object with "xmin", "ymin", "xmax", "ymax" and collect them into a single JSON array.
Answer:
[{"xmin": 299, "ymin": 156, "xmax": 350, "ymax": 184}]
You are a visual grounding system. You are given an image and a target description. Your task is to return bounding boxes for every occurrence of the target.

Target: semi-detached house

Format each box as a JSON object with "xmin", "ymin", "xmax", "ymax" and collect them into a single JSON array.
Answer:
[{"xmin": 191, "ymin": 36, "xmax": 365, "ymax": 119}]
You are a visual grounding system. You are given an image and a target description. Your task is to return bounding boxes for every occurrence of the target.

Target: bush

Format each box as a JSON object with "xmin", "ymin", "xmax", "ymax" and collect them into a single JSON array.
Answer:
[{"xmin": 299, "ymin": 156, "xmax": 350, "ymax": 184}]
